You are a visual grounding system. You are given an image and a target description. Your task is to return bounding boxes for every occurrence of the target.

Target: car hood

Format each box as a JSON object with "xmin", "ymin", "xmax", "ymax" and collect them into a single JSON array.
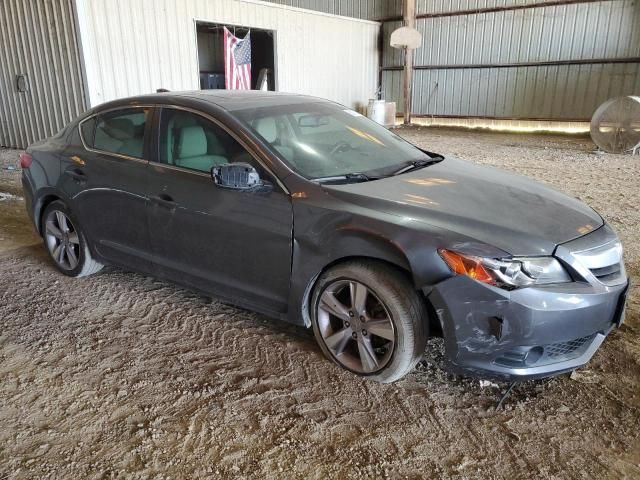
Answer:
[{"xmin": 323, "ymin": 157, "xmax": 603, "ymax": 256}]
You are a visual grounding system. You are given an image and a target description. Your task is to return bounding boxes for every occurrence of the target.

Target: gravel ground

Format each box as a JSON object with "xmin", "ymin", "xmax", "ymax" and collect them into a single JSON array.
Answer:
[{"xmin": 1, "ymin": 128, "xmax": 639, "ymax": 479}]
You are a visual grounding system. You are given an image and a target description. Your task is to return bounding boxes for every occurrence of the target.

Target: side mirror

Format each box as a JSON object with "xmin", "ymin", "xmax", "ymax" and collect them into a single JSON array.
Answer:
[{"xmin": 211, "ymin": 162, "xmax": 269, "ymax": 192}]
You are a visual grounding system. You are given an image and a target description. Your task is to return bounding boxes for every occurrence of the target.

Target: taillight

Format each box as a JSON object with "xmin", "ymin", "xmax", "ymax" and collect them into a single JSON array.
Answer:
[{"xmin": 19, "ymin": 152, "xmax": 32, "ymax": 168}]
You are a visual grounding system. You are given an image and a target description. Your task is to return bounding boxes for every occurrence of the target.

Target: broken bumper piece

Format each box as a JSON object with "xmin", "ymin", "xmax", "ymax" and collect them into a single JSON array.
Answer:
[{"xmin": 428, "ymin": 275, "xmax": 629, "ymax": 381}]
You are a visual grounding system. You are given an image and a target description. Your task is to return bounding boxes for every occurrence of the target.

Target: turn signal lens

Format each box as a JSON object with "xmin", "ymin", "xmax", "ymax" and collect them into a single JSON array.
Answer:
[
  {"xmin": 19, "ymin": 152, "xmax": 32, "ymax": 168},
  {"xmin": 439, "ymin": 250, "xmax": 571, "ymax": 289},
  {"xmin": 438, "ymin": 249, "xmax": 495, "ymax": 285}
]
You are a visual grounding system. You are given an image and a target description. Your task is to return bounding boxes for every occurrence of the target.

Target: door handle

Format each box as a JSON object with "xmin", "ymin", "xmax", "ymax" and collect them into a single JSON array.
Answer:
[
  {"xmin": 65, "ymin": 168, "xmax": 87, "ymax": 184},
  {"xmin": 150, "ymin": 193, "xmax": 176, "ymax": 208}
]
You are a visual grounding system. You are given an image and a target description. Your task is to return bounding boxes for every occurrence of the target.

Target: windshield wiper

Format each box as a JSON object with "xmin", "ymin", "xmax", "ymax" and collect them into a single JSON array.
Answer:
[
  {"xmin": 312, "ymin": 156, "xmax": 443, "ymax": 184},
  {"xmin": 312, "ymin": 172, "xmax": 377, "ymax": 184},
  {"xmin": 391, "ymin": 157, "xmax": 443, "ymax": 176}
]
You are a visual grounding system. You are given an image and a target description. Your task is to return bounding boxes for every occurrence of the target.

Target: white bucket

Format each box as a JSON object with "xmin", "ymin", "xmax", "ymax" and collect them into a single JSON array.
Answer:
[
  {"xmin": 384, "ymin": 102, "xmax": 396, "ymax": 127},
  {"xmin": 367, "ymin": 99, "xmax": 386, "ymax": 125},
  {"xmin": 368, "ymin": 99, "xmax": 396, "ymax": 127}
]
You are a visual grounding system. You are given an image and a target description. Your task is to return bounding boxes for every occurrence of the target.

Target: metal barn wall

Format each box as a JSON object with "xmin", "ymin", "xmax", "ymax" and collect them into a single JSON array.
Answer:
[
  {"xmin": 415, "ymin": 0, "xmax": 565, "ymax": 13},
  {"xmin": 0, "ymin": 0, "xmax": 86, "ymax": 149},
  {"xmin": 263, "ymin": 0, "xmax": 400, "ymax": 19},
  {"xmin": 381, "ymin": 0, "xmax": 640, "ymax": 121},
  {"xmin": 74, "ymin": 0, "xmax": 380, "ymax": 111}
]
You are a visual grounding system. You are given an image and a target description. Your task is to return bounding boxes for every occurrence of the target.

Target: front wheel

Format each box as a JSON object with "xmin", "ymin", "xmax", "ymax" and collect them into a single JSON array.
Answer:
[
  {"xmin": 42, "ymin": 200, "xmax": 103, "ymax": 277},
  {"xmin": 311, "ymin": 261, "xmax": 428, "ymax": 383}
]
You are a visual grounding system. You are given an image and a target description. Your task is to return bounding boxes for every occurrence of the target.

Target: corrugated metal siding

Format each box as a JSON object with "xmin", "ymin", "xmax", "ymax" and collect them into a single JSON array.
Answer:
[
  {"xmin": 382, "ymin": 62, "xmax": 640, "ymax": 119},
  {"xmin": 74, "ymin": 0, "xmax": 380, "ymax": 111},
  {"xmin": 0, "ymin": 0, "xmax": 86, "ymax": 149},
  {"xmin": 416, "ymin": 0, "xmax": 556, "ymax": 15},
  {"xmin": 382, "ymin": 20, "xmax": 404, "ymax": 66},
  {"xmin": 263, "ymin": 0, "xmax": 400, "ymax": 19},
  {"xmin": 381, "ymin": 0, "xmax": 640, "ymax": 121}
]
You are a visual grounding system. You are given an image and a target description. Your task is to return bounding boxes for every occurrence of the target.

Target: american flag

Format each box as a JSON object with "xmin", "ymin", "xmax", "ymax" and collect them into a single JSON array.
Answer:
[{"xmin": 224, "ymin": 27, "xmax": 251, "ymax": 90}]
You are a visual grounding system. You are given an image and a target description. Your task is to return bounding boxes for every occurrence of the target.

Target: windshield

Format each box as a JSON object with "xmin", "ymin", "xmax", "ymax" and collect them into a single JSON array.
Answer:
[{"xmin": 234, "ymin": 102, "xmax": 434, "ymax": 180}]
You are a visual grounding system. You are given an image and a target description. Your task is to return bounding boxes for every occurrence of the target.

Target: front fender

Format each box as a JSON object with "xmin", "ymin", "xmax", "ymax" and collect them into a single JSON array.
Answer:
[
  {"xmin": 288, "ymin": 213, "xmax": 412, "ymax": 326},
  {"xmin": 286, "ymin": 195, "xmax": 507, "ymax": 326}
]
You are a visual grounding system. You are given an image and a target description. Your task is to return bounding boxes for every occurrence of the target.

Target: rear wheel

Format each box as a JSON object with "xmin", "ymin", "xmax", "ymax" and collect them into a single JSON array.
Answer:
[
  {"xmin": 42, "ymin": 201, "xmax": 103, "ymax": 277},
  {"xmin": 311, "ymin": 260, "xmax": 428, "ymax": 383}
]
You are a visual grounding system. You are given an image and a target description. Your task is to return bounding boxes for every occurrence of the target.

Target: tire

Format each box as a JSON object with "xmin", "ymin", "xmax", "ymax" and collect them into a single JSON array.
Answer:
[
  {"xmin": 41, "ymin": 200, "xmax": 103, "ymax": 278},
  {"xmin": 310, "ymin": 260, "xmax": 428, "ymax": 383}
]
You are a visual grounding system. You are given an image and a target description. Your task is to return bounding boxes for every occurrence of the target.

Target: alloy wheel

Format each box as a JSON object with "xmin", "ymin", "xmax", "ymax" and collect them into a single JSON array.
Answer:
[
  {"xmin": 316, "ymin": 279, "xmax": 395, "ymax": 374},
  {"xmin": 44, "ymin": 210, "xmax": 80, "ymax": 271}
]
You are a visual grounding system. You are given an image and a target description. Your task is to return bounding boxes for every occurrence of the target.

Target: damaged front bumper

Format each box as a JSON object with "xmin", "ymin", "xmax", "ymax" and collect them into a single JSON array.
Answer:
[{"xmin": 428, "ymin": 275, "xmax": 628, "ymax": 380}]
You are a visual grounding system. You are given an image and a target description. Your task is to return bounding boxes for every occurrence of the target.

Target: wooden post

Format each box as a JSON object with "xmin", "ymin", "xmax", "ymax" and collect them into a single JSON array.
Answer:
[{"xmin": 403, "ymin": 0, "xmax": 416, "ymax": 125}]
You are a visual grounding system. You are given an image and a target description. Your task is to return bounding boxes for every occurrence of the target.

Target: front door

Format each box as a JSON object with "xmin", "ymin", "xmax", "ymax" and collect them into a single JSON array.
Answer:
[{"xmin": 146, "ymin": 107, "xmax": 293, "ymax": 315}]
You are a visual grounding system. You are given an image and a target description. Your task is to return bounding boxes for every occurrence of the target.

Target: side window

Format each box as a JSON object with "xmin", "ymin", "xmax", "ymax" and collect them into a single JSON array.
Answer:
[
  {"xmin": 159, "ymin": 109, "xmax": 251, "ymax": 173},
  {"xmin": 80, "ymin": 117, "xmax": 96, "ymax": 147},
  {"xmin": 92, "ymin": 108, "xmax": 148, "ymax": 158}
]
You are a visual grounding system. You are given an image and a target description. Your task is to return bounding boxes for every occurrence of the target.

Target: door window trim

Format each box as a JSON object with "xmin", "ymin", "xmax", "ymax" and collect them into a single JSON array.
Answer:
[
  {"xmin": 150, "ymin": 161, "xmax": 211, "ymax": 179},
  {"xmin": 78, "ymin": 105, "xmax": 154, "ymax": 164},
  {"xmin": 152, "ymin": 105, "xmax": 290, "ymax": 194}
]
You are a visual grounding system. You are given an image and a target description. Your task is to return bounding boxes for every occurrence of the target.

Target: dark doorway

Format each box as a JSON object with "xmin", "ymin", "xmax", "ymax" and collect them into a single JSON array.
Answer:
[{"xmin": 196, "ymin": 22, "xmax": 276, "ymax": 91}]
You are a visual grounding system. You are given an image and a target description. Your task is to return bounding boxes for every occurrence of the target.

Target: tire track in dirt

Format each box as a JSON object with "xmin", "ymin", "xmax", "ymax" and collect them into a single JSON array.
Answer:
[
  {"xmin": 2, "ymin": 134, "xmax": 640, "ymax": 478},
  {"xmin": 1, "ymin": 243, "xmax": 639, "ymax": 479}
]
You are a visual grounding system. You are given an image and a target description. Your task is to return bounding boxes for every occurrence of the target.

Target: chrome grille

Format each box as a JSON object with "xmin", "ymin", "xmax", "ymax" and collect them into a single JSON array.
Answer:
[
  {"xmin": 571, "ymin": 239, "xmax": 625, "ymax": 286},
  {"xmin": 590, "ymin": 263, "xmax": 623, "ymax": 283}
]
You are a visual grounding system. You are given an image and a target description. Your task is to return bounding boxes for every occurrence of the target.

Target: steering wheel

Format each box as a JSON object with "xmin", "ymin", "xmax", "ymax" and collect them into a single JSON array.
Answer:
[{"xmin": 329, "ymin": 140, "xmax": 352, "ymax": 156}]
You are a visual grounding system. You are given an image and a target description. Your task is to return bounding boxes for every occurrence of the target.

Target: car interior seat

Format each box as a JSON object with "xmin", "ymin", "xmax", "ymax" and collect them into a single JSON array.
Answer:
[
  {"xmin": 95, "ymin": 117, "xmax": 144, "ymax": 158},
  {"xmin": 174, "ymin": 125, "xmax": 227, "ymax": 172},
  {"xmin": 253, "ymin": 117, "xmax": 293, "ymax": 161}
]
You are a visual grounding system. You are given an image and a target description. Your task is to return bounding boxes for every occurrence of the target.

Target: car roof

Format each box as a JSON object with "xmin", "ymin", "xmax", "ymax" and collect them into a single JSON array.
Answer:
[{"xmin": 92, "ymin": 90, "xmax": 334, "ymax": 114}]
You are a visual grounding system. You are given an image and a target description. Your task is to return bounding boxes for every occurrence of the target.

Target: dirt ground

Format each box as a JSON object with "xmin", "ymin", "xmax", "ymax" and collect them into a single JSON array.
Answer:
[{"xmin": 1, "ymin": 127, "xmax": 639, "ymax": 479}]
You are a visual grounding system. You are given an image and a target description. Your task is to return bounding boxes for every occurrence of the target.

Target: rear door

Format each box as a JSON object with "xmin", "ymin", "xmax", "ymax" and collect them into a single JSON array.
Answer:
[
  {"xmin": 61, "ymin": 106, "xmax": 154, "ymax": 271},
  {"xmin": 145, "ymin": 107, "xmax": 293, "ymax": 315}
]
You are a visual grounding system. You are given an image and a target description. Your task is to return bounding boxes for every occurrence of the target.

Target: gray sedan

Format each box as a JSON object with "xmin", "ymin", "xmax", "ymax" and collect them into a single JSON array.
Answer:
[{"xmin": 21, "ymin": 91, "xmax": 628, "ymax": 383}]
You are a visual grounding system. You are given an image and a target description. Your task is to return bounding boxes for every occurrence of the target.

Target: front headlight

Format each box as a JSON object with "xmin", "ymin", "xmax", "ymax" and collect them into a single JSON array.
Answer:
[{"xmin": 439, "ymin": 249, "xmax": 572, "ymax": 289}]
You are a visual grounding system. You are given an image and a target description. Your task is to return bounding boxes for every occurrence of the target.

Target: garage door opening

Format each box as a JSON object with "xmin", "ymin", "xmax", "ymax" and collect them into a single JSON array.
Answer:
[{"xmin": 196, "ymin": 22, "xmax": 276, "ymax": 91}]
